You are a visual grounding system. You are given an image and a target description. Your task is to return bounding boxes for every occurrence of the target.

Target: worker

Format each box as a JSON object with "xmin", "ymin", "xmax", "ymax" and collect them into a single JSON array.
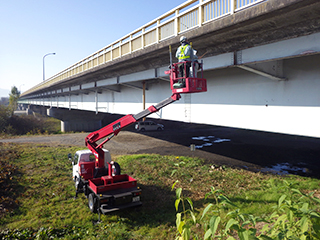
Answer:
[
  {"xmin": 174, "ymin": 36, "xmax": 198, "ymax": 88},
  {"xmin": 175, "ymin": 36, "xmax": 197, "ymax": 78}
]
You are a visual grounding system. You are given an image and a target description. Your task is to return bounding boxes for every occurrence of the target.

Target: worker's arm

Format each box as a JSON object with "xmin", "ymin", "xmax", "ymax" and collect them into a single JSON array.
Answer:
[{"xmin": 175, "ymin": 46, "xmax": 181, "ymax": 59}]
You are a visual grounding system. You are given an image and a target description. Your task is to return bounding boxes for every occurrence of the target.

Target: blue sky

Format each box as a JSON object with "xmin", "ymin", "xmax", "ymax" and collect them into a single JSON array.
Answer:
[{"xmin": 0, "ymin": 0, "xmax": 187, "ymax": 97}]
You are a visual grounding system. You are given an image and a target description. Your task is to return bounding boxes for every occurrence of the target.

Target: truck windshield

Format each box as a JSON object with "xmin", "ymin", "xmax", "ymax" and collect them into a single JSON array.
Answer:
[{"xmin": 89, "ymin": 154, "xmax": 95, "ymax": 161}]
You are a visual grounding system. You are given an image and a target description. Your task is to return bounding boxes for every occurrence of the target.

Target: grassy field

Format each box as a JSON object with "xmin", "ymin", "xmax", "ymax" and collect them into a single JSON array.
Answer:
[{"xmin": 0, "ymin": 142, "xmax": 319, "ymax": 239}]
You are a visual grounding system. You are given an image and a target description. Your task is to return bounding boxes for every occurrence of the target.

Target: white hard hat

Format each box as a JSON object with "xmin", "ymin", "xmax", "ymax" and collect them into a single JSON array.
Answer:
[{"xmin": 180, "ymin": 36, "xmax": 187, "ymax": 43}]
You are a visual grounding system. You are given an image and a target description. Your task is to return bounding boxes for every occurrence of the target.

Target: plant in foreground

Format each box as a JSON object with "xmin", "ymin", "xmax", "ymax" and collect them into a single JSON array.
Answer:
[{"xmin": 172, "ymin": 180, "xmax": 320, "ymax": 240}]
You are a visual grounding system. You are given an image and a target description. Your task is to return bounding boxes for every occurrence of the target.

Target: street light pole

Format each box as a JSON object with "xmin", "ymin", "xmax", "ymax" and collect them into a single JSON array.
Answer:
[{"xmin": 43, "ymin": 53, "xmax": 56, "ymax": 81}]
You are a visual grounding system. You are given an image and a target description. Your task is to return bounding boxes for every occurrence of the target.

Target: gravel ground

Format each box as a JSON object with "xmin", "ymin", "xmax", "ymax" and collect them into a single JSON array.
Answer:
[{"xmin": 1, "ymin": 121, "xmax": 319, "ymax": 177}]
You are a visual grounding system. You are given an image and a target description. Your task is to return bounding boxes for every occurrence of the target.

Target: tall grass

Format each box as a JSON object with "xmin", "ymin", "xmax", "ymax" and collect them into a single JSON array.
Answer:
[{"xmin": 0, "ymin": 143, "xmax": 319, "ymax": 239}]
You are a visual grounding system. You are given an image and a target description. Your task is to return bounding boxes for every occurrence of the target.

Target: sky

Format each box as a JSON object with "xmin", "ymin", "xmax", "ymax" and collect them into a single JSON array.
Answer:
[{"xmin": 0, "ymin": 0, "xmax": 187, "ymax": 97}]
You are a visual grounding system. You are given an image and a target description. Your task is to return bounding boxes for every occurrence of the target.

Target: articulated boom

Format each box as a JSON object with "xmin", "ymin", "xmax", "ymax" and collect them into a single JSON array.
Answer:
[{"xmin": 85, "ymin": 93, "xmax": 181, "ymax": 169}]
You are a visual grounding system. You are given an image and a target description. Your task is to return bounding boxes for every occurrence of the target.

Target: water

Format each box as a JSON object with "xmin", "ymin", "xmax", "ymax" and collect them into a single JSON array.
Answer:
[
  {"xmin": 191, "ymin": 136, "xmax": 231, "ymax": 149},
  {"xmin": 191, "ymin": 135, "xmax": 312, "ymax": 176},
  {"xmin": 261, "ymin": 162, "xmax": 310, "ymax": 175}
]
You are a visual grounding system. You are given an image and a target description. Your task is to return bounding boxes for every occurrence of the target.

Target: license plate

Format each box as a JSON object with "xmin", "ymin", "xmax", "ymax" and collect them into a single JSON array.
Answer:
[{"xmin": 132, "ymin": 196, "xmax": 140, "ymax": 202}]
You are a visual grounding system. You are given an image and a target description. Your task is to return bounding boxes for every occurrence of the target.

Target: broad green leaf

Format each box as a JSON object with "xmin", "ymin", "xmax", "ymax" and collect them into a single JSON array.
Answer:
[
  {"xmin": 238, "ymin": 229, "xmax": 249, "ymax": 240},
  {"xmin": 275, "ymin": 214, "xmax": 287, "ymax": 226},
  {"xmin": 171, "ymin": 169, "xmax": 177, "ymax": 177},
  {"xmin": 299, "ymin": 216, "xmax": 308, "ymax": 233},
  {"xmin": 242, "ymin": 220, "xmax": 251, "ymax": 227},
  {"xmin": 226, "ymin": 237, "xmax": 237, "ymax": 240},
  {"xmin": 176, "ymin": 213, "xmax": 185, "ymax": 234},
  {"xmin": 239, "ymin": 214, "xmax": 245, "ymax": 222},
  {"xmin": 210, "ymin": 216, "xmax": 221, "ymax": 236},
  {"xmin": 190, "ymin": 210, "xmax": 196, "ymax": 224},
  {"xmin": 219, "ymin": 194, "xmax": 237, "ymax": 207},
  {"xmin": 176, "ymin": 187, "xmax": 182, "ymax": 199},
  {"xmin": 186, "ymin": 197, "xmax": 193, "ymax": 211},
  {"xmin": 269, "ymin": 211, "xmax": 279, "ymax": 219},
  {"xmin": 176, "ymin": 213, "xmax": 181, "ymax": 233},
  {"xmin": 288, "ymin": 210, "xmax": 293, "ymax": 222},
  {"xmin": 278, "ymin": 194, "xmax": 287, "ymax": 208},
  {"xmin": 182, "ymin": 228, "xmax": 190, "ymax": 240},
  {"xmin": 172, "ymin": 180, "xmax": 179, "ymax": 191},
  {"xmin": 175, "ymin": 198, "xmax": 181, "ymax": 211},
  {"xmin": 204, "ymin": 229, "xmax": 212, "ymax": 240},
  {"xmin": 291, "ymin": 188, "xmax": 303, "ymax": 195},
  {"xmin": 201, "ymin": 204, "xmax": 213, "ymax": 220},
  {"xmin": 310, "ymin": 212, "xmax": 320, "ymax": 218},
  {"xmin": 260, "ymin": 223, "xmax": 270, "ymax": 234},
  {"xmin": 300, "ymin": 203, "xmax": 309, "ymax": 213},
  {"xmin": 248, "ymin": 228, "xmax": 258, "ymax": 238},
  {"xmin": 312, "ymin": 196, "xmax": 320, "ymax": 204},
  {"xmin": 225, "ymin": 219, "xmax": 239, "ymax": 233}
]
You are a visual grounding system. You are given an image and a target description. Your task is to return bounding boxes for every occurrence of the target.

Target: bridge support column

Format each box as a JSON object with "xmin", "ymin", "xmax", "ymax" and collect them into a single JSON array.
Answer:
[
  {"xmin": 47, "ymin": 108, "xmax": 105, "ymax": 132},
  {"xmin": 27, "ymin": 105, "xmax": 47, "ymax": 116}
]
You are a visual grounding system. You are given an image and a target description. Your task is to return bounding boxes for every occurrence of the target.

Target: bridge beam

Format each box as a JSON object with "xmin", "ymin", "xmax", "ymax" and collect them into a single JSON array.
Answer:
[{"xmin": 237, "ymin": 60, "xmax": 287, "ymax": 81}]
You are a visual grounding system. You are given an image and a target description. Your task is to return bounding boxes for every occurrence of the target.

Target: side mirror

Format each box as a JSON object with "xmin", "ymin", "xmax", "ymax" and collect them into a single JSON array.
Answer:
[{"xmin": 68, "ymin": 153, "xmax": 75, "ymax": 165}]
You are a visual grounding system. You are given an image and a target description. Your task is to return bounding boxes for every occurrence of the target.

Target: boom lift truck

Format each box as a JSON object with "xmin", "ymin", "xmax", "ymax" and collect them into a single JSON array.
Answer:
[{"xmin": 69, "ymin": 59, "xmax": 206, "ymax": 214}]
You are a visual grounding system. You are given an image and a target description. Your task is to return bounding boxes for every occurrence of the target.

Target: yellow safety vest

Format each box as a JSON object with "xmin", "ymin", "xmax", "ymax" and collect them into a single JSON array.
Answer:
[{"xmin": 178, "ymin": 45, "xmax": 190, "ymax": 60}]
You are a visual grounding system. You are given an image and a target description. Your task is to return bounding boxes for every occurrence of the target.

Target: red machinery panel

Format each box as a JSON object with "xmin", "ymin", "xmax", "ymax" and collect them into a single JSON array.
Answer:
[
  {"xmin": 79, "ymin": 161, "xmax": 95, "ymax": 180},
  {"xmin": 165, "ymin": 61, "xmax": 207, "ymax": 94},
  {"xmin": 89, "ymin": 174, "xmax": 137, "ymax": 194}
]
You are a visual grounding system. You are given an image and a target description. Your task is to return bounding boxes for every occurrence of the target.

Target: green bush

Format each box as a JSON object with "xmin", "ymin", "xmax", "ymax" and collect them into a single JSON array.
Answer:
[{"xmin": 0, "ymin": 107, "xmax": 60, "ymax": 136}]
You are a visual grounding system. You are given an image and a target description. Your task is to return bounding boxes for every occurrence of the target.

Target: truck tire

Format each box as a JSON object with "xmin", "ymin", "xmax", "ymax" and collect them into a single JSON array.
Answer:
[
  {"xmin": 114, "ymin": 162, "xmax": 121, "ymax": 175},
  {"xmin": 106, "ymin": 162, "xmax": 121, "ymax": 176},
  {"xmin": 88, "ymin": 193, "xmax": 97, "ymax": 213}
]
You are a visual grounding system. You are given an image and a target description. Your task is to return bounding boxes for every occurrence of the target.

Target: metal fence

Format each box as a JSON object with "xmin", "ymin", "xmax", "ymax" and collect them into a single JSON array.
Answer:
[{"xmin": 23, "ymin": 0, "xmax": 266, "ymax": 96}]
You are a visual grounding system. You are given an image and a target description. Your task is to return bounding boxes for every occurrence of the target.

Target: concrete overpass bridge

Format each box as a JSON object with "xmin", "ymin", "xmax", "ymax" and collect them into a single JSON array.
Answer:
[{"xmin": 19, "ymin": 0, "xmax": 320, "ymax": 138}]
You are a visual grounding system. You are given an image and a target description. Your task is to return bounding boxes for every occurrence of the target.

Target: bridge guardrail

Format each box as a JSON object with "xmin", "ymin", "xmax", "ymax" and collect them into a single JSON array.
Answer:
[{"xmin": 22, "ymin": 0, "xmax": 265, "ymax": 97}]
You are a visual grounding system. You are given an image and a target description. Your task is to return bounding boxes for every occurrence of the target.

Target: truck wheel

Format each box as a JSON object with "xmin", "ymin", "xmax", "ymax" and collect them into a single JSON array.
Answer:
[
  {"xmin": 114, "ymin": 162, "xmax": 121, "ymax": 175},
  {"xmin": 106, "ymin": 162, "xmax": 121, "ymax": 176},
  {"xmin": 88, "ymin": 193, "xmax": 97, "ymax": 213}
]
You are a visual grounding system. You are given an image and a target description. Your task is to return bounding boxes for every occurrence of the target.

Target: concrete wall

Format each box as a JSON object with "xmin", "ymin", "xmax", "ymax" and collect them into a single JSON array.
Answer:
[
  {"xmin": 37, "ymin": 53, "xmax": 320, "ymax": 137},
  {"xmin": 199, "ymin": 54, "xmax": 320, "ymax": 137}
]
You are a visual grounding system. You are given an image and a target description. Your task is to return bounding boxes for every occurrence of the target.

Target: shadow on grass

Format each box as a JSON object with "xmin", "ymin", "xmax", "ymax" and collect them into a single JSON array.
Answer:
[{"xmin": 101, "ymin": 183, "xmax": 177, "ymax": 228}]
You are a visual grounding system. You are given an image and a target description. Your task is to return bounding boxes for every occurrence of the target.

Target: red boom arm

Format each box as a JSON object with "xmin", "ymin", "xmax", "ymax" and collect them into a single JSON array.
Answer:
[{"xmin": 85, "ymin": 93, "xmax": 181, "ymax": 168}]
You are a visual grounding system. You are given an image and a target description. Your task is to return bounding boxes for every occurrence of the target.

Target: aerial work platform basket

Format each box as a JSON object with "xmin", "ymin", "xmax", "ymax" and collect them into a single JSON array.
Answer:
[{"xmin": 165, "ymin": 60, "xmax": 207, "ymax": 94}]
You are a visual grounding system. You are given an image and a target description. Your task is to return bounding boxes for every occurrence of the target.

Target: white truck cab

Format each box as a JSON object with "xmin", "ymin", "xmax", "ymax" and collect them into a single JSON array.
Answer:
[{"xmin": 71, "ymin": 149, "xmax": 112, "ymax": 182}]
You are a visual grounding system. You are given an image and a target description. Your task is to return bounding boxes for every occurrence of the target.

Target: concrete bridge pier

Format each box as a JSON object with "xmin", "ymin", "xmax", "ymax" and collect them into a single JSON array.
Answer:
[
  {"xmin": 47, "ymin": 108, "xmax": 106, "ymax": 132},
  {"xmin": 28, "ymin": 105, "xmax": 47, "ymax": 116}
]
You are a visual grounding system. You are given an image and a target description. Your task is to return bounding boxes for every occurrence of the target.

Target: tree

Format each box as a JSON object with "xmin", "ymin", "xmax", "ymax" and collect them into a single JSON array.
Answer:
[{"xmin": 9, "ymin": 86, "xmax": 20, "ymax": 114}]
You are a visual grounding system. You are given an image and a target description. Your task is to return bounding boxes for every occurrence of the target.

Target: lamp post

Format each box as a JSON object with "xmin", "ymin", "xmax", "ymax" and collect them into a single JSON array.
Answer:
[
  {"xmin": 43, "ymin": 53, "xmax": 56, "ymax": 81},
  {"xmin": 19, "ymin": 84, "xmax": 24, "ymax": 94}
]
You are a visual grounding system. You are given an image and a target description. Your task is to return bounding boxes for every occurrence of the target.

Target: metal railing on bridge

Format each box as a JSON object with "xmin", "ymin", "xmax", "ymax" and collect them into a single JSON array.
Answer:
[{"xmin": 22, "ymin": 0, "xmax": 266, "ymax": 97}]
